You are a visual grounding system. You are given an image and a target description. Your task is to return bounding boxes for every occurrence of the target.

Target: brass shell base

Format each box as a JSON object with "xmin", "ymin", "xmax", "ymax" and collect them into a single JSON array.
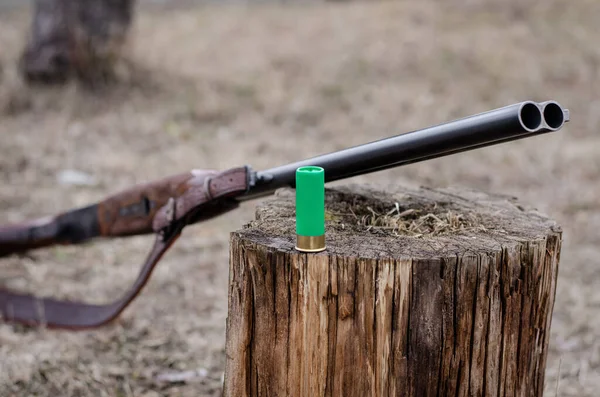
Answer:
[{"xmin": 295, "ymin": 235, "xmax": 326, "ymax": 253}]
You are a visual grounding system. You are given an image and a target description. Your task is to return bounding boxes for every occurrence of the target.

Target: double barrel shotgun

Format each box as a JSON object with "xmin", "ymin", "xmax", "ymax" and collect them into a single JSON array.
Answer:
[{"xmin": 0, "ymin": 100, "xmax": 570, "ymax": 330}]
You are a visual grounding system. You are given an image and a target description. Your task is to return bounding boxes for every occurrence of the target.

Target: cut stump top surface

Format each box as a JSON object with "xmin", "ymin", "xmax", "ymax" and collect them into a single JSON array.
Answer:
[{"xmin": 237, "ymin": 184, "xmax": 561, "ymax": 259}]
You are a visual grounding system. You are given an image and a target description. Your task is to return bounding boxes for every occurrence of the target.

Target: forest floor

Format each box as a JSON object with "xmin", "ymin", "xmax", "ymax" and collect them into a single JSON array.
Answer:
[{"xmin": 1, "ymin": 0, "xmax": 599, "ymax": 395}]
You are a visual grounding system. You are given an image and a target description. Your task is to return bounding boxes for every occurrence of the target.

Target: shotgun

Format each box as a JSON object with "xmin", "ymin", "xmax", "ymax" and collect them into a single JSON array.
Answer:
[{"xmin": 0, "ymin": 100, "xmax": 570, "ymax": 330}]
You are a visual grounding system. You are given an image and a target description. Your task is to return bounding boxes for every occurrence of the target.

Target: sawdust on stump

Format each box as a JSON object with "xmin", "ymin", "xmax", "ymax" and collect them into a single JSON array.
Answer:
[{"xmin": 224, "ymin": 184, "xmax": 562, "ymax": 396}]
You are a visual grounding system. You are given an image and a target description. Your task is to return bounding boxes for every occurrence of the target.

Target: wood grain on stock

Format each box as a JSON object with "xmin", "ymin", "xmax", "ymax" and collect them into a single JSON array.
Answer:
[
  {"xmin": 223, "ymin": 185, "xmax": 562, "ymax": 397},
  {"xmin": 0, "ymin": 170, "xmax": 210, "ymax": 254},
  {"xmin": 96, "ymin": 171, "xmax": 195, "ymax": 237}
]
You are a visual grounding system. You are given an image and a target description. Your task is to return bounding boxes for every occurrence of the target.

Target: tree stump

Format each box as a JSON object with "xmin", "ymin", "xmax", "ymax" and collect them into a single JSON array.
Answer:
[
  {"xmin": 19, "ymin": 0, "xmax": 135, "ymax": 84},
  {"xmin": 223, "ymin": 184, "xmax": 562, "ymax": 397}
]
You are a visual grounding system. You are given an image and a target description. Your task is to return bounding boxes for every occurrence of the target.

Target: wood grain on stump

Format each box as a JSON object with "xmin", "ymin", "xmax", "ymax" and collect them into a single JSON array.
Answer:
[{"xmin": 223, "ymin": 184, "xmax": 562, "ymax": 397}]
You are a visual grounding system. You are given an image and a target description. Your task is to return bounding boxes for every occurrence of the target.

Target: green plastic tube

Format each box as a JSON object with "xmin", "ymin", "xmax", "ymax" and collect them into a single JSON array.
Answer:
[{"xmin": 295, "ymin": 166, "xmax": 326, "ymax": 252}]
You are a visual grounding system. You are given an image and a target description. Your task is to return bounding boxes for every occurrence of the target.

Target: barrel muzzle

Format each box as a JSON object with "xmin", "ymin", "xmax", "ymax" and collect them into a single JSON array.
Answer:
[
  {"xmin": 518, "ymin": 102, "xmax": 543, "ymax": 132},
  {"xmin": 539, "ymin": 100, "xmax": 569, "ymax": 131}
]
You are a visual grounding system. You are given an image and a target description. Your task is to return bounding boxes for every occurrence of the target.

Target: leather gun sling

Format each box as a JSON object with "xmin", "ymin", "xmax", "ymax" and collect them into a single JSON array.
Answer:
[{"xmin": 0, "ymin": 167, "xmax": 249, "ymax": 330}]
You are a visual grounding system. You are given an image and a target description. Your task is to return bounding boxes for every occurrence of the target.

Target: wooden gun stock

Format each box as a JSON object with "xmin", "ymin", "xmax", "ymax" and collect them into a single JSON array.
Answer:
[{"xmin": 0, "ymin": 170, "xmax": 222, "ymax": 257}]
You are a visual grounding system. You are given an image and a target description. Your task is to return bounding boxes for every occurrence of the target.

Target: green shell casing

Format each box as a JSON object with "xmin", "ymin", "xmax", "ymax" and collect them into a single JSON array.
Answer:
[{"xmin": 295, "ymin": 166, "xmax": 325, "ymax": 237}]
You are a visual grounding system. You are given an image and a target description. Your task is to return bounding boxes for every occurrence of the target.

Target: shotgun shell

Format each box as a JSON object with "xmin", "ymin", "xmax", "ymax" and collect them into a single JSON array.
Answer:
[{"xmin": 295, "ymin": 166, "xmax": 326, "ymax": 252}]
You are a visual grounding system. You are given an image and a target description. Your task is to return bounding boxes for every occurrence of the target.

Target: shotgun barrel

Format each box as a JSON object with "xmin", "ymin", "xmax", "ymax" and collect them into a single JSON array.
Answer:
[{"xmin": 244, "ymin": 100, "xmax": 568, "ymax": 199}]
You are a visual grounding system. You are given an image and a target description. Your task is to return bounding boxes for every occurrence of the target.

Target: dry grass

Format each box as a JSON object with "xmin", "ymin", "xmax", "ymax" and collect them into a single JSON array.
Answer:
[
  {"xmin": 355, "ymin": 208, "xmax": 482, "ymax": 236},
  {"xmin": 0, "ymin": 0, "xmax": 599, "ymax": 395},
  {"xmin": 327, "ymin": 201, "xmax": 483, "ymax": 236}
]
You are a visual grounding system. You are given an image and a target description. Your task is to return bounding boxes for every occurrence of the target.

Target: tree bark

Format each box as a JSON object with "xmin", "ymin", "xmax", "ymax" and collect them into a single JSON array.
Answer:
[
  {"xmin": 19, "ymin": 0, "xmax": 135, "ymax": 85},
  {"xmin": 223, "ymin": 184, "xmax": 562, "ymax": 397}
]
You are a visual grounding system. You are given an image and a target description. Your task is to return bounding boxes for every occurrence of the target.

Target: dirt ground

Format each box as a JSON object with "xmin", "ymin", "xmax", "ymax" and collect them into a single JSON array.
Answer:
[{"xmin": 0, "ymin": 0, "xmax": 599, "ymax": 395}]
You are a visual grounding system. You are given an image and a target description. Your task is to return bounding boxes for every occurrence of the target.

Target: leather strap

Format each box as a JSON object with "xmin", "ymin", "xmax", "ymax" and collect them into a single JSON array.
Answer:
[
  {"xmin": 0, "ymin": 233, "xmax": 178, "ymax": 330},
  {"xmin": 0, "ymin": 166, "xmax": 250, "ymax": 330}
]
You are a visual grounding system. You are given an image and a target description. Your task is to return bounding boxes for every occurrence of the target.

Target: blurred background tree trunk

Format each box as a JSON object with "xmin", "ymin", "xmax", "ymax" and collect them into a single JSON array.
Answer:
[{"xmin": 19, "ymin": 0, "xmax": 135, "ymax": 85}]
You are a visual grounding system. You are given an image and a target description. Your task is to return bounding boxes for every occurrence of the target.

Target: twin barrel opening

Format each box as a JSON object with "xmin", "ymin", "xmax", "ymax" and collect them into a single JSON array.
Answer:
[{"xmin": 520, "ymin": 101, "xmax": 567, "ymax": 132}]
